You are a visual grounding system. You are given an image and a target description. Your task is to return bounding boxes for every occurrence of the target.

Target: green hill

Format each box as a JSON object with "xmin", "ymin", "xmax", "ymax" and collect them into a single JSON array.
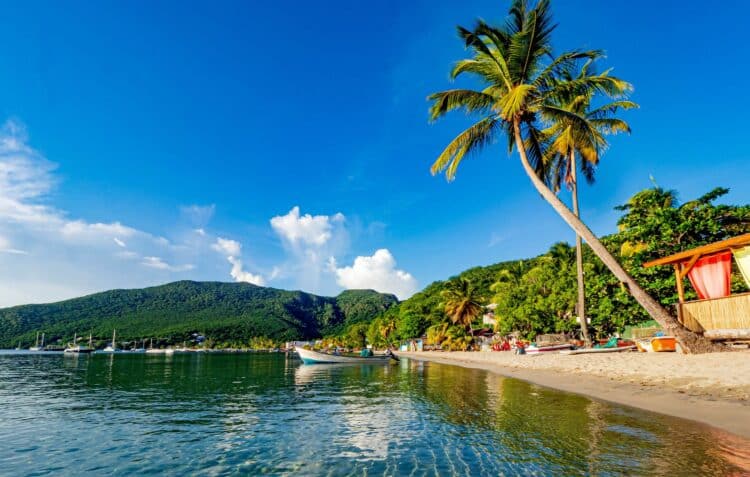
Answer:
[{"xmin": 0, "ymin": 281, "xmax": 397, "ymax": 348}]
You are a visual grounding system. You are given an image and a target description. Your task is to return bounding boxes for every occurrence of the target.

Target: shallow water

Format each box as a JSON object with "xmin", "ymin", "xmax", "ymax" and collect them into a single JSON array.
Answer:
[{"xmin": 0, "ymin": 351, "xmax": 748, "ymax": 476}]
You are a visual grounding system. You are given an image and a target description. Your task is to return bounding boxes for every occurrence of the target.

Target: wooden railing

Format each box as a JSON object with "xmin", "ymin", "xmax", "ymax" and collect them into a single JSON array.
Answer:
[{"xmin": 677, "ymin": 292, "xmax": 750, "ymax": 332}]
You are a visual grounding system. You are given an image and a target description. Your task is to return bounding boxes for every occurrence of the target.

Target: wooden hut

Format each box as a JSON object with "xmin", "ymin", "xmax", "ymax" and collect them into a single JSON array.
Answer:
[{"xmin": 643, "ymin": 233, "xmax": 750, "ymax": 340}]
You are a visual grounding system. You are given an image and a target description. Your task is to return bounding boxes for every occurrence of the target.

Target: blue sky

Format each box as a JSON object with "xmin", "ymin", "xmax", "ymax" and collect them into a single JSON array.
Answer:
[{"xmin": 1, "ymin": 0, "xmax": 749, "ymax": 306}]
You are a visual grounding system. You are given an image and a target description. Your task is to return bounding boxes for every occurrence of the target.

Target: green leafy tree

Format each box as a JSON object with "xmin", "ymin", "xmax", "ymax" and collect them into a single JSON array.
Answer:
[{"xmin": 428, "ymin": 0, "xmax": 712, "ymax": 352}]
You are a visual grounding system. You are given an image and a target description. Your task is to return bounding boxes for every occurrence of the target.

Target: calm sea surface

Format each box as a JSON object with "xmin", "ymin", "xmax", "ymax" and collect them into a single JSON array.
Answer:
[{"xmin": 0, "ymin": 351, "xmax": 748, "ymax": 476}]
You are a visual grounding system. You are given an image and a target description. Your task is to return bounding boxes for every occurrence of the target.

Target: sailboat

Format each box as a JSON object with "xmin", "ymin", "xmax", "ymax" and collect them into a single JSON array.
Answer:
[
  {"xmin": 100, "ymin": 330, "xmax": 118, "ymax": 353},
  {"xmin": 146, "ymin": 338, "xmax": 163, "ymax": 354},
  {"xmin": 130, "ymin": 338, "xmax": 146, "ymax": 353},
  {"xmin": 64, "ymin": 333, "xmax": 93, "ymax": 354},
  {"xmin": 29, "ymin": 332, "xmax": 45, "ymax": 351}
]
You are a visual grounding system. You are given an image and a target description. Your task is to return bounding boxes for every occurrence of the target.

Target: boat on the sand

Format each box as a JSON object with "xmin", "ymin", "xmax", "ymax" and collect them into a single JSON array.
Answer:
[
  {"xmin": 525, "ymin": 343, "xmax": 573, "ymax": 354},
  {"xmin": 559, "ymin": 345, "xmax": 637, "ymax": 355},
  {"xmin": 295, "ymin": 347, "xmax": 396, "ymax": 364},
  {"xmin": 636, "ymin": 336, "xmax": 677, "ymax": 352}
]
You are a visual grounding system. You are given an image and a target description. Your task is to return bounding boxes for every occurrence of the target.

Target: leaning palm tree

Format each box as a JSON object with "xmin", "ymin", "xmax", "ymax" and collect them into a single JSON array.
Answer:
[
  {"xmin": 441, "ymin": 278, "xmax": 484, "ymax": 334},
  {"xmin": 428, "ymin": 0, "xmax": 714, "ymax": 352},
  {"xmin": 542, "ymin": 62, "xmax": 638, "ymax": 346}
]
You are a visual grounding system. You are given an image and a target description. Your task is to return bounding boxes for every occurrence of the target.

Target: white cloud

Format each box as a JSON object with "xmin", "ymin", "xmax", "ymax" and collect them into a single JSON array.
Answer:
[
  {"xmin": 333, "ymin": 249, "xmax": 417, "ymax": 300},
  {"xmin": 0, "ymin": 234, "xmax": 27, "ymax": 254},
  {"xmin": 211, "ymin": 237, "xmax": 242, "ymax": 257},
  {"xmin": 268, "ymin": 206, "xmax": 350, "ymax": 295},
  {"xmin": 227, "ymin": 256, "xmax": 265, "ymax": 286},
  {"xmin": 211, "ymin": 237, "xmax": 265, "ymax": 286},
  {"xmin": 270, "ymin": 206, "xmax": 343, "ymax": 246},
  {"xmin": 141, "ymin": 256, "xmax": 194, "ymax": 272},
  {"xmin": 0, "ymin": 118, "xmax": 227, "ymax": 306}
]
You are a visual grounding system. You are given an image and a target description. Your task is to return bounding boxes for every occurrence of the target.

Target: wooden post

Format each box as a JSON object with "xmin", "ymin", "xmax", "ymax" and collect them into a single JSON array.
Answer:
[{"xmin": 674, "ymin": 263, "xmax": 685, "ymax": 304}]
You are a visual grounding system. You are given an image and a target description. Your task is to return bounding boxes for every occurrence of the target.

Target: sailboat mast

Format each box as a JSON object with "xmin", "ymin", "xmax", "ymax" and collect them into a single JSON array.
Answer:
[
  {"xmin": 40, "ymin": 333, "xmax": 45, "ymax": 348},
  {"xmin": 35, "ymin": 332, "xmax": 39, "ymax": 347},
  {"xmin": 112, "ymin": 330, "xmax": 116, "ymax": 351}
]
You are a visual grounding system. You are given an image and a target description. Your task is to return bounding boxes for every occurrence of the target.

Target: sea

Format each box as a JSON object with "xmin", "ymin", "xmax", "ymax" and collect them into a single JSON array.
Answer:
[{"xmin": 0, "ymin": 351, "xmax": 748, "ymax": 476}]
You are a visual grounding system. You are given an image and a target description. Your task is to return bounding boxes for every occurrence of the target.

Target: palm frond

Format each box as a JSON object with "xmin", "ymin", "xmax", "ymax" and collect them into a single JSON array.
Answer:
[
  {"xmin": 430, "ymin": 117, "xmax": 501, "ymax": 181},
  {"xmin": 588, "ymin": 100, "xmax": 638, "ymax": 119},
  {"xmin": 428, "ymin": 89, "xmax": 496, "ymax": 122}
]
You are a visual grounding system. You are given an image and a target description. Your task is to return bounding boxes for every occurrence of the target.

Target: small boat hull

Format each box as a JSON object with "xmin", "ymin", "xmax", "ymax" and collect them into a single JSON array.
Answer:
[
  {"xmin": 525, "ymin": 344, "xmax": 573, "ymax": 354},
  {"xmin": 560, "ymin": 345, "xmax": 637, "ymax": 355},
  {"xmin": 651, "ymin": 336, "xmax": 676, "ymax": 352},
  {"xmin": 64, "ymin": 347, "xmax": 93, "ymax": 354},
  {"xmin": 636, "ymin": 337, "xmax": 676, "ymax": 352},
  {"xmin": 295, "ymin": 347, "xmax": 394, "ymax": 364}
]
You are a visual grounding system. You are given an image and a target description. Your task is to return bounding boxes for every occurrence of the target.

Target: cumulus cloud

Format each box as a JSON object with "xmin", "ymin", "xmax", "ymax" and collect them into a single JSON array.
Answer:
[
  {"xmin": 211, "ymin": 237, "xmax": 242, "ymax": 257},
  {"xmin": 269, "ymin": 206, "xmax": 349, "ymax": 294},
  {"xmin": 211, "ymin": 237, "xmax": 265, "ymax": 286},
  {"xmin": 271, "ymin": 206, "xmax": 344, "ymax": 246},
  {"xmin": 333, "ymin": 249, "xmax": 418, "ymax": 300}
]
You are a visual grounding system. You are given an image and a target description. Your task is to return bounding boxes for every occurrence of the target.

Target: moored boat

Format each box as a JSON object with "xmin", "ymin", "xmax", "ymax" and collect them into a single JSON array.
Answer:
[
  {"xmin": 64, "ymin": 333, "xmax": 93, "ymax": 354},
  {"xmin": 99, "ymin": 330, "xmax": 118, "ymax": 353},
  {"xmin": 29, "ymin": 332, "xmax": 45, "ymax": 351},
  {"xmin": 295, "ymin": 347, "xmax": 396, "ymax": 364}
]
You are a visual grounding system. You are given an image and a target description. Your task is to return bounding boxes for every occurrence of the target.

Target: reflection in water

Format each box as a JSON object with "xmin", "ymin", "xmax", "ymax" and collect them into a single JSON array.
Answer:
[{"xmin": 0, "ymin": 351, "xmax": 747, "ymax": 476}]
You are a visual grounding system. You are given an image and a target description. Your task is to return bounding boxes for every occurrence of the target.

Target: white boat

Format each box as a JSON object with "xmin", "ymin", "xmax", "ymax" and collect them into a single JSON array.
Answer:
[
  {"xmin": 295, "ymin": 347, "xmax": 395, "ymax": 364},
  {"xmin": 64, "ymin": 333, "xmax": 93, "ymax": 354},
  {"xmin": 130, "ymin": 338, "xmax": 146, "ymax": 353},
  {"xmin": 100, "ymin": 330, "xmax": 118, "ymax": 353},
  {"xmin": 29, "ymin": 332, "xmax": 45, "ymax": 351}
]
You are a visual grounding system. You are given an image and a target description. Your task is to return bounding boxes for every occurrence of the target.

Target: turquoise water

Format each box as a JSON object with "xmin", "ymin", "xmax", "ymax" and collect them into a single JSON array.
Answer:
[{"xmin": 0, "ymin": 351, "xmax": 748, "ymax": 476}]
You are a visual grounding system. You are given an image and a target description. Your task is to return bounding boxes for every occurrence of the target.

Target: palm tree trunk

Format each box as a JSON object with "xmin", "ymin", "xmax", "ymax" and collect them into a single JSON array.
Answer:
[
  {"xmin": 511, "ymin": 119, "xmax": 718, "ymax": 353},
  {"xmin": 569, "ymin": 150, "xmax": 591, "ymax": 347}
]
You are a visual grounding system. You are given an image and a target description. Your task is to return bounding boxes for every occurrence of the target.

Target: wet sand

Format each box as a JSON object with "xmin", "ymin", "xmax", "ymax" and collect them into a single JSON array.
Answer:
[{"xmin": 399, "ymin": 350, "xmax": 750, "ymax": 438}]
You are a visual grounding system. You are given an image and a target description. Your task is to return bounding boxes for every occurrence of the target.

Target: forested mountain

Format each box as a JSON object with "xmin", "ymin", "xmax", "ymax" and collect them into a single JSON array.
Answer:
[{"xmin": 0, "ymin": 281, "xmax": 397, "ymax": 348}]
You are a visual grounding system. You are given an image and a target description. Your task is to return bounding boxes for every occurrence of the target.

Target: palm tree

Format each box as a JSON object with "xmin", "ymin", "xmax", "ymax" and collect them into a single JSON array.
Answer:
[
  {"xmin": 542, "ymin": 62, "xmax": 638, "ymax": 346},
  {"xmin": 380, "ymin": 318, "xmax": 397, "ymax": 344},
  {"xmin": 428, "ymin": 0, "xmax": 714, "ymax": 353},
  {"xmin": 441, "ymin": 278, "xmax": 484, "ymax": 334}
]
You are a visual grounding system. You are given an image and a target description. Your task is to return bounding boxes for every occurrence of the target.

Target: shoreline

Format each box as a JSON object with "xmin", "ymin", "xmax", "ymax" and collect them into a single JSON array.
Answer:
[{"xmin": 399, "ymin": 351, "xmax": 750, "ymax": 439}]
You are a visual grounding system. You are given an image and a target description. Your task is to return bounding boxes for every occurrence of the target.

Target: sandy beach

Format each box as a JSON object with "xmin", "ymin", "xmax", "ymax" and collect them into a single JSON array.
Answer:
[{"xmin": 399, "ymin": 350, "xmax": 750, "ymax": 438}]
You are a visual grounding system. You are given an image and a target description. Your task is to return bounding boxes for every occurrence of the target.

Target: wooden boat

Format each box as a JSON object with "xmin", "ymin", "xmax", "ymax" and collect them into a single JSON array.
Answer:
[
  {"xmin": 295, "ymin": 347, "xmax": 396, "ymax": 364},
  {"xmin": 559, "ymin": 345, "xmax": 637, "ymax": 355},
  {"xmin": 525, "ymin": 343, "xmax": 573, "ymax": 354},
  {"xmin": 636, "ymin": 336, "xmax": 677, "ymax": 352}
]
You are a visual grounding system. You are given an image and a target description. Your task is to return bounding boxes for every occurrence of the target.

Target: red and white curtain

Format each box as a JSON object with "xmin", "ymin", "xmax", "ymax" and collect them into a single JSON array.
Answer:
[{"xmin": 686, "ymin": 252, "xmax": 732, "ymax": 300}]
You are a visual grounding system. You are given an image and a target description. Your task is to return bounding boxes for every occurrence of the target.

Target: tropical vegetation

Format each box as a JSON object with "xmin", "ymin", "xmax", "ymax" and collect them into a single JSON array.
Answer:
[
  {"xmin": 426, "ymin": 0, "xmax": 715, "ymax": 352},
  {"xmin": 0, "ymin": 281, "xmax": 397, "ymax": 349},
  {"xmin": 327, "ymin": 186, "xmax": 749, "ymax": 346}
]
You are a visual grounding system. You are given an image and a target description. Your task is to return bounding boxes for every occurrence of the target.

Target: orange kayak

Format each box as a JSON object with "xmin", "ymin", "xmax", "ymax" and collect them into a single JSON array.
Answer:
[{"xmin": 636, "ymin": 336, "xmax": 677, "ymax": 352}]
